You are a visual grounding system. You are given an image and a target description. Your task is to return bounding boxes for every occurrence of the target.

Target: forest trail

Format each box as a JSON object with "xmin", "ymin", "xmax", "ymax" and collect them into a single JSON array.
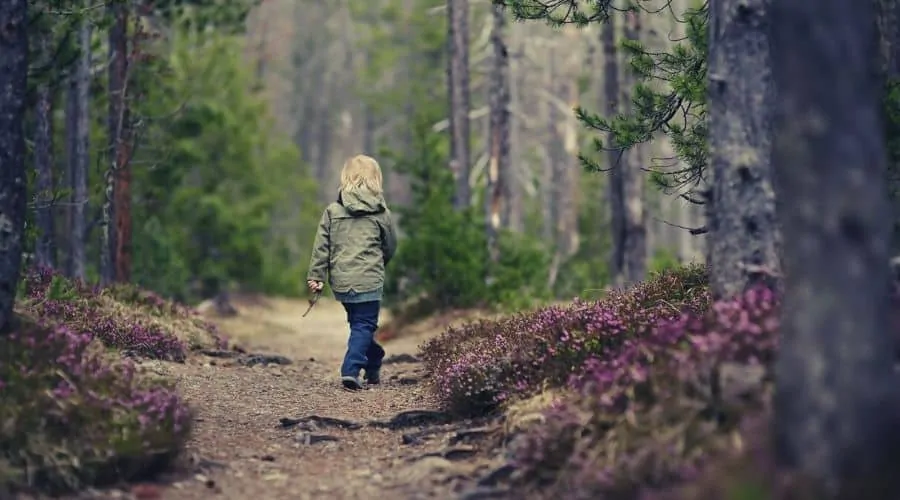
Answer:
[{"xmin": 123, "ymin": 298, "xmax": 506, "ymax": 500}]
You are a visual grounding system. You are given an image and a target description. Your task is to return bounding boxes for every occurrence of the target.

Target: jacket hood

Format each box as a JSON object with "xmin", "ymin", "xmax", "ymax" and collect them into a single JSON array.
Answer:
[{"xmin": 338, "ymin": 188, "xmax": 387, "ymax": 215}]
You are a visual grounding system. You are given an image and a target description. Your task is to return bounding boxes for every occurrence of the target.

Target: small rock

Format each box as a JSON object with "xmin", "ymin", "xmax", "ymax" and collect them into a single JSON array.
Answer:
[
  {"xmin": 263, "ymin": 472, "xmax": 288, "ymax": 482},
  {"xmin": 260, "ymin": 454, "xmax": 276, "ymax": 462},
  {"xmin": 402, "ymin": 433, "xmax": 422, "ymax": 445},
  {"xmin": 295, "ymin": 432, "xmax": 340, "ymax": 445}
]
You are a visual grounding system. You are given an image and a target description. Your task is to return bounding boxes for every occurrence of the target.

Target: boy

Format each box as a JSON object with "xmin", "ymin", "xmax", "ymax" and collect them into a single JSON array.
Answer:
[{"xmin": 306, "ymin": 155, "xmax": 398, "ymax": 390}]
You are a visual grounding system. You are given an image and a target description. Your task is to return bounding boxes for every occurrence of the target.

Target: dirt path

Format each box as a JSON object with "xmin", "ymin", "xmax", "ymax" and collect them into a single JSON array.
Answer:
[{"xmin": 130, "ymin": 298, "xmax": 507, "ymax": 500}]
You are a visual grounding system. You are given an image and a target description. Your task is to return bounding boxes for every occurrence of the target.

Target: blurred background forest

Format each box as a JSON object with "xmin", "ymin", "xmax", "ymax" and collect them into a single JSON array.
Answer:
[{"xmin": 25, "ymin": 0, "xmax": 709, "ymax": 316}]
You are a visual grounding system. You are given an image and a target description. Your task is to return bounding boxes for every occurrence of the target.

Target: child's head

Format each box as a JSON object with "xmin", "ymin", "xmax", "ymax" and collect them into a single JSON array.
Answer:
[{"xmin": 340, "ymin": 155, "xmax": 383, "ymax": 195}]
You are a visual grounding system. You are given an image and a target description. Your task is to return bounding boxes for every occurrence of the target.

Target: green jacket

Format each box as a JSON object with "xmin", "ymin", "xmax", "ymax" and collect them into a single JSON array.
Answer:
[{"xmin": 306, "ymin": 189, "xmax": 398, "ymax": 294}]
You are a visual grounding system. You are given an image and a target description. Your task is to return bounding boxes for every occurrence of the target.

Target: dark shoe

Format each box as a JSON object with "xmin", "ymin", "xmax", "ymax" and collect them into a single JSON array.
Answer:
[
  {"xmin": 341, "ymin": 376, "xmax": 363, "ymax": 390},
  {"xmin": 364, "ymin": 369, "xmax": 380, "ymax": 385}
]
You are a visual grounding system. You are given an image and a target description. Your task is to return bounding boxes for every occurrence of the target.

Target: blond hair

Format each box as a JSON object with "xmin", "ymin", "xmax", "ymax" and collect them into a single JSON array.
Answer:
[{"xmin": 340, "ymin": 155, "xmax": 383, "ymax": 195}]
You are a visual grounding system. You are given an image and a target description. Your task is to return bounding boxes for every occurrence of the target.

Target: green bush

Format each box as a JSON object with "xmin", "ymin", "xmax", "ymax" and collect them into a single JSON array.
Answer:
[{"xmin": 383, "ymin": 116, "xmax": 551, "ymax": 316}]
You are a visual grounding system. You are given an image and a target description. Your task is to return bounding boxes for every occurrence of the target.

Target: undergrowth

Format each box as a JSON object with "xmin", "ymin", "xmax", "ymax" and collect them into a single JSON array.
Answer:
[
  {"xmin": 0, "ymin": 267, "xmax": 220, "ymax": 494},
  {"xmin": 420, "ymin": 265, "xmax": 899, "ymax": 498}
]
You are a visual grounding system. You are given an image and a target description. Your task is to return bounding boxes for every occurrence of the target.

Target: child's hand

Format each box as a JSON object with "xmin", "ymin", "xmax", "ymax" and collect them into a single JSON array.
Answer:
[{"xmin": 307, "ymin": 280, "xmax": 324, "ymax": 292}]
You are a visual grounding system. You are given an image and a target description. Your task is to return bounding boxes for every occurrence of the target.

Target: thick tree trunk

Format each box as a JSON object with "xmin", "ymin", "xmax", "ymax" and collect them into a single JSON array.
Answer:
[
  {"xmin": 34, "ymin": 73, "xmax": 56, "ymax": 269},
  {"xmin": 70, "ymin": 16, "xmax": 91, "ymax": 282},
  {"xmin": 486, "ymin": 3, "xmax": 511, "ymax": 263},
  {"xmin": 706, "ymin": 0, "xmax": 779, "ymax": 298},
  {"xmin": 0, "ymin": 0, "xmax": 28, "ymax": 332},
  {"xmin": 602, "ymin": 15, "xmax": 626, "ymax": 286},
  {"xmin": 771, "ymin": 0, "xmax": 900, "ymax": 494},
  {"xmin": 447, "ymin": 0, "xmax": 471, "ymax": 210},
  {"xmin": 621, "ymin": 9, "xmax": 647, "ymax": 284}
]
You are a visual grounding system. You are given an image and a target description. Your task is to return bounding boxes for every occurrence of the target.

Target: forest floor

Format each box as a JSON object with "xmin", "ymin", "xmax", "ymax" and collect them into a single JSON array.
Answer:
[{"xmin": 72, "ymin": 298, "xmax": 510, "ymax": 500}]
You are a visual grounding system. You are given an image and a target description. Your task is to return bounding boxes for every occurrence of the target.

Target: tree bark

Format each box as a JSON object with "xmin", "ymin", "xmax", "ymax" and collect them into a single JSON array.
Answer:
[
  {"xmin": 486, "ymin": 3, "xmax": 511, "ymax": 263},
  {"xmin": 103, "ymin": 0, "xmax": 132, "ymax": 285},
  {"xmin": 70, "ymin": 13, "xmax": 91, "ymax": 282},
  {"xmin": 34, "ymin": 34, "xmax": 56, "ymax": 269},
  {"xmin": 557, "ymin": 32, "xmax": 580, "ymax": 260},
  {"xmin": 706, "ymin": 0, "xmax": 779, "ymax": 298},
  {"xmin": 602, "ymin": 14, "xmax": 626, "ymax": 286},
  {"xmin": 508, "ymin": 35, "xmax": 525, "ymax": 233},
  {"xmin": 0, "ymin": 0, "xmax": 28, "ymax": 332},
  {"xmin": 771, "ymin": 0, "xmax": 900, "ymax": 494},
  {"xmin": 62, "ymin": 70, "xmax": 77, "ymax": 276},
  {"xmin": 876, "ymin": 0, "xmax": 900, "ymax": 253},
  {"xmin": 621, "ymin": 9, "xmax": 647, "ymax": 284},
  {"xmin": 447, "ymin": 0, "xmax": 471, "ymax": 210}
]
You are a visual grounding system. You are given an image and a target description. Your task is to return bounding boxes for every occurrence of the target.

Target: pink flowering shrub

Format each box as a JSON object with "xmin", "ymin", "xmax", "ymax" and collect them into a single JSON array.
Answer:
[
  {"xmin": 508, "ymin": 285, "xmax": 783, "ymax": 498},
  {"xmin": 419, "ymin": 265, "xmax": 710, "ymax": 415},
  {"xmin": 20, "ymin": 267, "xmax": 227, "ymax": 360},
  {"xmin": 0, "ymin": 317, "xmax": 192, "ymax": 493}
]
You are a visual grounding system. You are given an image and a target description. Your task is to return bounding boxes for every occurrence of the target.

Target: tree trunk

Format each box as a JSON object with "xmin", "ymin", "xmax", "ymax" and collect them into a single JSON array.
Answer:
[
  {"xmin": 34, "ymin": 85, "xmax": 56, "ymax": 269},
  {"xmin": 542, "ymin": 49, "xmax": 558, "ymax": 245},
  {"xmin": 621, "ymin": 9, "xmax": 647, "ymax": 284},
  {"xmin": 706, "ymin": 0, "xmax": 779, "ymax": 299},
  {"xmin": 62, "ymin": 71, "xmax": 77, "ymax": 276},
  {"xmin": 602, "ymin": 14, "xmax": 626, "ymax": 286},
  {"xmin": 70, "ymin": 14, "xmax": 91, "ymax": 282},
  {"xmin": 103, "ymin": 1, "xmax": 132, "ymax": 285},
  {"xmin": 508, "ymin": 35, "xmax": 525, "ymax": 233},
  {"xmin": 877, "ymin": 0, "xmax": 900, "ymax": 79},
  {"xmin": 447, "ymin": 0, "xmax": 471, "ymax": 210},
  {"xmin": 557, "ymin": 33, "xmax": 581, "ymax": 260},
  {"xmin": 0, "ymin": 0, "xmax": 28, "ymax": 332},
  {"xmin": 486, "ymin": 3, "xmax": 510, "ymax": 263},
  {"xmin": 876, "ymin": 0, "xmax": 900, "ymax": 254},
  {"xmin": 34, "ymin": 35, "xmax": 56, "ymax": 269},
  {"xmin": 771, "ymin": 0, "xmax": 900, "ymax": 494}
]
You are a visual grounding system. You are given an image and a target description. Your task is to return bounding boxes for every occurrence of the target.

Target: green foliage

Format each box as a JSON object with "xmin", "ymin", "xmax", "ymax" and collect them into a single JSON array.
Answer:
[
  {"xmin": 554, "ymin": 172, "xmax": 611, "ymax": 299},
  {"xmin": 384, "ymin": 114, "xmax": 551, "ymax": 315},
  {"xmin": 124, "ymin": 25, "xmax": 318, "ymax": 301},
  {"xmin": 149, "ymin": 0, "xmax": 258, "ymax": 34},
  {"xmin": 649, "ymin": 247, "xmax": 681, "ymax": 273},
  {"xmin": 502, "ymin": 1, "xmax": 709, "ymax": 199}
]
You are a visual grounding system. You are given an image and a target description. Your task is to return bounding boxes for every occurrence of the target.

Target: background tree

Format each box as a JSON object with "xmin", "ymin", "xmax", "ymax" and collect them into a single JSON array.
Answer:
[{"xmin": 448, "ymin": 0, "xmax": 473, "ymax": 210}]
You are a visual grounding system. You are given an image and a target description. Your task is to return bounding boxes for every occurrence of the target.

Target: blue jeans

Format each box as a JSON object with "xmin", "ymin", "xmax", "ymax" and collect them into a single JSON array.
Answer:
[{"xmin": 340, "ymin": 301, "xmax": 385, "ymax": 378}]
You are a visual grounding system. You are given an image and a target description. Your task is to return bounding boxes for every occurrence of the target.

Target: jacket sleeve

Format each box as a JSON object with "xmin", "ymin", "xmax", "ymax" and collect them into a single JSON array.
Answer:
[
  {"xmin": 380, "ymin": 210, "xmax": 398, "ymax": 266},
  {"xmin": 307, "ymin": 208, "xmax": 331, "ymax": 282}
]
